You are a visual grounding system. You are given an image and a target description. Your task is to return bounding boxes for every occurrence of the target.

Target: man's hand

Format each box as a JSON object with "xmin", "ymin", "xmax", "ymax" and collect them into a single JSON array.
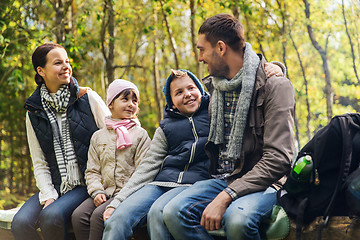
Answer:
[
  {"xmin": 103, "ymin": 207, "xmax": 115, "ymax": 221},
  {"xmin": 200, "ymin": 191, "xmax": 233, "ymax": 231},
  {"xmin": 94, "ymin": 193, "xmax": 107, "ymax": 207},
  {"xmin": 264, "ymin": 62, "xmax": 283, "ymax": 78},
  {"xmin": 43, "ymin": 198, "xmax": 55, "ymax": 209}
]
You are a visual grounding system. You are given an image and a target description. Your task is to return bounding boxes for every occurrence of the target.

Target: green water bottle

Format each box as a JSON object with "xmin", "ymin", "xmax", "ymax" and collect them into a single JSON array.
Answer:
[
  {"xmin": 285, "ymin": 155, "xmax": 313, "ymax": 195},
  {"xmin": 291, "ymin": 155, "xmax": 313, "ymax": 182}
]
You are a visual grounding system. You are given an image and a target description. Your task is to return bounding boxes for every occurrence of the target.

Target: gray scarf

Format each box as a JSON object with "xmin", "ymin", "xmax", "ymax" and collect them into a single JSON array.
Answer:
[
  {"xmin": 40, "ymin": 84, "xmax": 81, "ymax": 195},
  {"xmin": 208, "ymin": 42, "xmax": 260, "ymax": 160}
]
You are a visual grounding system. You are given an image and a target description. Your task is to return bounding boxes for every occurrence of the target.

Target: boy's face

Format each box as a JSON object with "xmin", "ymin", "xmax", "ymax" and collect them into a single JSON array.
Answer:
[{"xmin": 170, "ymin": 75, "xmax": 202, "ymax": 116}]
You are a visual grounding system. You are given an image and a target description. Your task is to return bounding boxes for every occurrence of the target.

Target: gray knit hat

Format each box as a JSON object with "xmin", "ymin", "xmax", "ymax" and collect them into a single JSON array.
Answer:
[{"xmin": 162, "ymin": 69, "xmax": 205, "ymax": 107}]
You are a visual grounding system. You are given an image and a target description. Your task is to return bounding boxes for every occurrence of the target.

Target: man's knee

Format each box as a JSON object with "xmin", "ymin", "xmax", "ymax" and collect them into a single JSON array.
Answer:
[{"xmin": 224, "ymin": 212, "xmax": 258, "ymax": 238}]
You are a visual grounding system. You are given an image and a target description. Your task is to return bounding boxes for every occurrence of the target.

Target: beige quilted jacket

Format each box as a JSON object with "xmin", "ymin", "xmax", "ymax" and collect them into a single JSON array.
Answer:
[{"xmin": 85, "ymin": 123, "xmax": 151, "ymax": 198}]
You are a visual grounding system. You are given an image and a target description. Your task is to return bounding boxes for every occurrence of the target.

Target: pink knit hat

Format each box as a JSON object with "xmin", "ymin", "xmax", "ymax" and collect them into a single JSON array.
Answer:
[{"xmin": 106, "ymin": 79, "xmax": 139, "ymax": 106}]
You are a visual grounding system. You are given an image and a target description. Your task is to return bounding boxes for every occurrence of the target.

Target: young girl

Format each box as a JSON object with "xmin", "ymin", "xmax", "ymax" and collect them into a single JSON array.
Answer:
[
  {"xmin": 71, "ymin": 79, "xmax": 151, "ymax": 240},
  {"xmin": 11, "ymin": 43, "xmax": 110, "ymax": 240}
]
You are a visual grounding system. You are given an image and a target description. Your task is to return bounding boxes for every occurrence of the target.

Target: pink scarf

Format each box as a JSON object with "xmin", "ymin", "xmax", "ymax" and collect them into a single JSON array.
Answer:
[{"xmin": 105, "ymin": 118, "xmax": 136, "ymax": 150}]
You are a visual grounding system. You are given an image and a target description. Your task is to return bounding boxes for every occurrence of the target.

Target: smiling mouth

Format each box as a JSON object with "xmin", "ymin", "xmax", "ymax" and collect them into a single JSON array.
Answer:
[
  {"xmin": 60, "ymin": 72, "xmax": 70, "ymax": 77},
  {"xmin": 185, "ymin": 99, "xmax": 196, "ymax": 105}
]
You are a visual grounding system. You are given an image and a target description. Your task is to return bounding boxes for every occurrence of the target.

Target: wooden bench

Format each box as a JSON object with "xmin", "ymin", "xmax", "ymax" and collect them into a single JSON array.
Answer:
[
  {"xmin": 3, "ymin": 207, "xmax": 360, "ymax": 240},
  {"xmin": 0, "ymin": 208, "xmax": 18, "ymax": 240},
  {"xmin": 0, "ymin": 208, "xmax": 76, "ymax": 240}
]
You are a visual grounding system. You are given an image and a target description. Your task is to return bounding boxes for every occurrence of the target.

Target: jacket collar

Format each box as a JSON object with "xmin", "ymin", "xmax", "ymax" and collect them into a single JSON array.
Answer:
[{"xmin": 254, "ymin": 54, "xmax": 267, "ymax": 91}]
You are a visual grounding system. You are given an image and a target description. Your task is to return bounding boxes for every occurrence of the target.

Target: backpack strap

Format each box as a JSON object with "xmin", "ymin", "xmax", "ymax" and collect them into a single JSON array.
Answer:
[
  {"xmin": 317, "ymin": 115, "xmax": 354, "ymax": 238},
  {"xmin": 324, "ymin": 116, "xmax": 353, "ymax": 216},
  {"xmin": 296, "ymin": 198, "xmax": 309, "ymax": 240}
]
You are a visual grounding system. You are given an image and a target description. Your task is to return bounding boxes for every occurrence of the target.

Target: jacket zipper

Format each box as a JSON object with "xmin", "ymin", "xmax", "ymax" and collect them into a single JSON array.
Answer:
[
  {"xmin": 159, "ymin": 155, "xmax": 169, "ymax": 172},
  {"xmin": 177, "ymin": 116, "xmax": 198, "ymax": 183}
]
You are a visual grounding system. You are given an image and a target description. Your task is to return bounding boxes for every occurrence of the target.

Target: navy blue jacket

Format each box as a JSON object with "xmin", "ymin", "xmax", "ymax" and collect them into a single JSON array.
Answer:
[
  {"xmin": 24, "ymin": 78, "xmax": 98, "ymax": 194},
  {"xmin": 154, "ymin": 94, "xmax": 210, "ymax": 184}
]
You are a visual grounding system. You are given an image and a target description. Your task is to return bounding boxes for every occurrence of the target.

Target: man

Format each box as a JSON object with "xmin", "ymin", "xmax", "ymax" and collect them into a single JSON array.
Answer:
[{"xmin": 163, "ymin": 13, "xmax": 295, "ymax": 240}]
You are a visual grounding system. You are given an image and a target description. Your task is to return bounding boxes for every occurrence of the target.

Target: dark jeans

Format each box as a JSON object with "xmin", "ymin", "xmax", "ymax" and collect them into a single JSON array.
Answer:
[{"xmin": 11, "ymin": 186, "xmax": 89, "ymax": 240}]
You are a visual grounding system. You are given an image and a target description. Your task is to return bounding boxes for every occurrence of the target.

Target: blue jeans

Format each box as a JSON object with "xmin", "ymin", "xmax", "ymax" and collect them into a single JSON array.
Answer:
[
  {"xmin": 163, "ymin": 179, "xmax": 277, "ymax": 240},
  {"xmin": 102, "ymin": 184, "xmax": 187, "ymax": 240},
  {"xmin": 11, "ymin": 186, "xmax": 88, "ymax": 240}
]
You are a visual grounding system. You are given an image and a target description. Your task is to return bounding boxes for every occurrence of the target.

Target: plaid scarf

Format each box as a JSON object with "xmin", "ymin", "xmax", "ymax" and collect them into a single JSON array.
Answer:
[
  {"xmin": 209, "ymin": 42, "xmax": 260, "ymax": 160},
  {"xmin": 40, "ymin": 84, "xmax": 81, "ymax": 195}
]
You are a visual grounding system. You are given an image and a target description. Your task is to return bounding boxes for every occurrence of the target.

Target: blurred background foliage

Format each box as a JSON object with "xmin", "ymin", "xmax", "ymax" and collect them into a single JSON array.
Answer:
[{"xmin": 0, "ymin": 0, "xmax": 359, "ymax": 209}]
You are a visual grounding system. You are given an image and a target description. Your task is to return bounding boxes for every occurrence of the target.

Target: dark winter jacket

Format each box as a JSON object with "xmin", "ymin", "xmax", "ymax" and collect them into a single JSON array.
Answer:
[
  {"xmin": 154, "ymin": 94, "xmax": 211, "ymax": 184},
  {"xmin": 24, "ymin": 78, "xmax": 98, "ymax": 194}
]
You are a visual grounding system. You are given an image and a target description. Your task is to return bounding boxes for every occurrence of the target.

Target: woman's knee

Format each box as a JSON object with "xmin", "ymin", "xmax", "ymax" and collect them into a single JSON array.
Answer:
[
  {"xmin": 39, "ymin": 205, "xmax": 65, "ymax": 231},
  {"xmin": 11, "ymin": 212, "xmax": 33, "ymax": 233}
]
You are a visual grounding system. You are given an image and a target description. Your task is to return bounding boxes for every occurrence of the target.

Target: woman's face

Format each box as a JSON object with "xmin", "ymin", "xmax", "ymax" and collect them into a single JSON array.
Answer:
[{"xmin": 37, "ymin": 47, "xmax": 72, "ymax": 93}]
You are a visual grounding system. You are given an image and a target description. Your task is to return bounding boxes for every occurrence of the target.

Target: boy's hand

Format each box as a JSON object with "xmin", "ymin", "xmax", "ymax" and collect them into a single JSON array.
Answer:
[
  {"xmin": 94, "ymin": 193, "xmax": 107, "ymax": 207},
  {"xmin": 264, "ymin": 62, "xmax": 283, "ymax": 78},
  {"xmin": 103, "ymin": 207, "xmax": 115, "ymax": 221},
  {"xmin": 200, "ymin": 191, "xmax": 232, "ymax": 231}
]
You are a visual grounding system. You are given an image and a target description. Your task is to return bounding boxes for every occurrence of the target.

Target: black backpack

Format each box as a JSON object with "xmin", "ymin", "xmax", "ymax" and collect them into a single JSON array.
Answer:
[{"xmin": 277, "ymin": 113, "xmax": 360, "ymax": 240}]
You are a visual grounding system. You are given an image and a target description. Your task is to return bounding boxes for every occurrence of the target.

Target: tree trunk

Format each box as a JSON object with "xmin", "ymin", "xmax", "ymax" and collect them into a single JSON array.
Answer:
[
  {"xmin": 50, "ymin": 0, "xmax": 73, "ymax": 44},
  {"xmin": 303, "ymin": 0, "xmax": 333, "ymax": 122},
  {"xmin": 101, "ymin": 0, "xmax": 115, "ymax": 85},
  {"xmin": 232, "ymin": 6, "xmax": 240, "ymax": 20},
  {"xmin": 289, "ymin": 31, "xmax": 311, "ymax": 141},
  {"xmin": 54, "ymin": 0, "xmax": 65, "ymax": 43},
  {"xmin": 159, "ymin": 0, "xmax": 179, "ymax": 69},
  {"xmin": 152, "ymin": 8, "xmax": 163, "ymax": 122},
  {"xmin": 9, "ymin": 125, "xmax": 14, "ymax": 193},
  {"xmin": 276, "ymin": 0, "xmax": 289, "ymax": 79},
  {"xmin": 342, "ymin": 0, "xmax": 360, "ymax": 85},
  {"xmin": 0, "ymin": 129, "xmax": 3, "ymax": 191},
  {"xmin": 190, "ymin": 0, "xmax": 200, "ymax": 78}
]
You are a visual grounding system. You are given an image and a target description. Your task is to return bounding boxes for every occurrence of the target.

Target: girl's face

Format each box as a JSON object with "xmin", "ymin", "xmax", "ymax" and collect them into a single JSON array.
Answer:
[
  {"xmin": 109, "ymin": 90, "xmax": 139, "ymax": 119},
  {"xmin": 37, "ymin": 47, "xmax": 72, "ymax": 93}
]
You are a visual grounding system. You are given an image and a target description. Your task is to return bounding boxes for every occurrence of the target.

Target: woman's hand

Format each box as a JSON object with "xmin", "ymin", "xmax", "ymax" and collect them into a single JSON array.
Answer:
[
  {"xmin": 43, "ymin": 198, "xmax": 55, "ymax": 209},
  {"xmin": 103, "ymin": 207, "xmax": 115, "ymax": 221},
  {"xmin": 94, "ymin": 193, "xmax": 107, "ymax": 207}
]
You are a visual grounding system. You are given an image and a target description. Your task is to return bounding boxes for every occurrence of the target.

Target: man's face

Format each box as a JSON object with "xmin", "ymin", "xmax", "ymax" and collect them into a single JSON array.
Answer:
[{"xmin": 197, "ymin": 34, "xmax": 229, "ymax": 78}]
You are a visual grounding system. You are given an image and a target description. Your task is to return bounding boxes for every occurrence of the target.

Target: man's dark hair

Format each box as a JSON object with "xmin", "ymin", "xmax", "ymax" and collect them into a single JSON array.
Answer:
[{"xmin": 199, "ymin": 13, "xmax": 245, "ymax": 52}]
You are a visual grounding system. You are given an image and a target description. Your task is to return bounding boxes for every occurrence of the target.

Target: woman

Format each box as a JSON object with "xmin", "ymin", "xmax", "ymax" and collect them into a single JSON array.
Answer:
[{"xmin": 11, "ymin": 43, "xmax": 110, "ymax": 240}]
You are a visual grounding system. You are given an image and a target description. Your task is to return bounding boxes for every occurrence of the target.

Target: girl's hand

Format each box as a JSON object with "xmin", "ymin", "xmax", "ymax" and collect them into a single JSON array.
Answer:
[
  {"xmin": 94, "ymin": 193, "xmax": 107, "ymax": 207},
  {"xmin": 264, "ymin": 62, "xmax": 283, "ymax": 78},
  {"xmin": 43, "ymin": 198, "xmax": 55, "ymax": 209},
  {"xmin": 103, "ymin": 207, "xmax": 115, "ymax": 221}
]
